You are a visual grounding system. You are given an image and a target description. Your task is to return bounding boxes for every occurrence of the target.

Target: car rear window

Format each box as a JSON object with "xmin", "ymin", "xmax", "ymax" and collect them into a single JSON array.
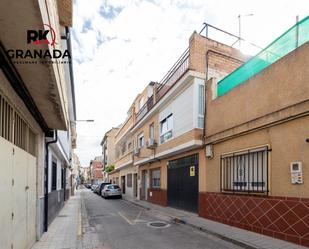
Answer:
[{"xmin": 107, "ymin": 185, "xmax": 120, "ymax": 189}]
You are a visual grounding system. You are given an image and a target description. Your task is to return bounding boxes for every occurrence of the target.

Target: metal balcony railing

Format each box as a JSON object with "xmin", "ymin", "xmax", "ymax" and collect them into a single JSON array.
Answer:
[
  {"xmin": 135, "ymin": 48, "xmax": 190, "ymax": 123},
  {"xmin": 136, "ymin": 95, "xmax": 154, "ymax": 122},
  {"xmin": 156, "ymin": 48, "xmax": 189, "ymax": 101}
]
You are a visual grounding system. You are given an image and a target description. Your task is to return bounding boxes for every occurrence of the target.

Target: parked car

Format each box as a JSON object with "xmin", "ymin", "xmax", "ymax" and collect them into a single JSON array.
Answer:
[
  {"xmin": 84, "ymin": 183, "xmax": 92, "ymax": 189},
  {"xmin": 101, "ymin": 184, "xmax": 122, "ymax": 199},
  {"xmin": 91, "ymin": 184, "xmax": 98, "ymax": 191},
  {"xmin": 97, "ymin": 182, "xmax": 110, "ymax": 196}
]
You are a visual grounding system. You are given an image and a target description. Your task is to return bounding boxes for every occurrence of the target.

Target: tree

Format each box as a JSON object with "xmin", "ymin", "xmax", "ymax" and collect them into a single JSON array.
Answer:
[{"xmin": 105, "ymin": 164, "xmax": 115, "ymax": 173}]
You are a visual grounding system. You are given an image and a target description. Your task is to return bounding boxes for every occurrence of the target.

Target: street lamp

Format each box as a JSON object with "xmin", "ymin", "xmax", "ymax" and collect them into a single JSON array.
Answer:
[
  {"xmin": 75, "ymin": 119, "xmax": 94, "ymax": 122},
  {"xmin": 238, "ymin": 14, "xmax": 254, "ymax": 48}
]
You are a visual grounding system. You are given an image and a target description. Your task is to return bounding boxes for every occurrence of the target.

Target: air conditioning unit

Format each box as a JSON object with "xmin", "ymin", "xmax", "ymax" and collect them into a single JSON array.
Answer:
[
  {"xmin": 146, "ymin": 138, "xmax": 157, "ymax": 149},
  {"xmin": 134, "ymin": 148, "xmax": 140, "ymax": 156}
]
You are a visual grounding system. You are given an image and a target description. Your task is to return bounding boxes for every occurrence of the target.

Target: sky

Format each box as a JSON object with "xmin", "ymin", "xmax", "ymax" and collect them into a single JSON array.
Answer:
[{"xmin": 72, "ymin": 0, "xmax": 308, "ymax": 166}]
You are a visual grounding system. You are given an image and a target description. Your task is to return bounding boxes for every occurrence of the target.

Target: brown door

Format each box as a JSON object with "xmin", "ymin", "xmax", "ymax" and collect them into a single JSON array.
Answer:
[
  {"xmin": 141, "ymin": 170, "xmax": 148, "ymax": 200},
  {"xmin": 121, "ymin": 176, "xmax": 126, "ymax": 194},
  {"xmin": 133, "ymin": 173, "xmax": 138, "ymax": 197}
]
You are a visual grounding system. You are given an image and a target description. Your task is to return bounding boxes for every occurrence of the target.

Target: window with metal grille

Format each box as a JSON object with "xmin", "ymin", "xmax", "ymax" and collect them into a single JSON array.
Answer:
[
  {"xmin": 151, "ymin": 168, "xmax": 160, "ymax": 189},
  {"xmin": 0, "ymin": 95, "xmax": 14, "ymax": 142},
  {"xmin": 14, "ymin": 112, "xmax": 27, "ymax": 151},
  {"xmin": 220, "ymin": 146, "xmax": 269, "ymax": 194},
  {"xmin": 52, "ymin": 160, "xmax": 57, "ymax": 191},
  {"xmin": 0, "ymin": 92, "xmax": 37, "ymax": 156},
  {"xmin": 28, "ymin": 128, "xmax": 36, "ymax": 156}
]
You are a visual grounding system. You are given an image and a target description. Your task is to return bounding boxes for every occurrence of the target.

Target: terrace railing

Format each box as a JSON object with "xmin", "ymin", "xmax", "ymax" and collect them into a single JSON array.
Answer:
[
  {"xmin": 135, "ymin": 49, "xmax": 190, "ymax": 123},
  {"xmin": 156, "ymin": 48, "xmax": 190, "ymax": 101},
  {"xmin": 136, "ymin": 95, "xmax": 154, "ymax": 122}
]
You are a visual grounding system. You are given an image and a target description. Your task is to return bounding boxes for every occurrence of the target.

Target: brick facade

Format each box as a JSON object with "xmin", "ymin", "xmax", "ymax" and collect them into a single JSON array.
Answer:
[{"xmin": 199, "ymin": 192, "xmax": 309, "ymax": 247}]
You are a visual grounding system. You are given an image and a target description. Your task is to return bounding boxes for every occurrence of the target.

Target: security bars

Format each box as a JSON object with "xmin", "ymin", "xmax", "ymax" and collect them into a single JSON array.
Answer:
[{"xmin": 220, "ymin": 146, "xmax": 269, "ymax": 194}]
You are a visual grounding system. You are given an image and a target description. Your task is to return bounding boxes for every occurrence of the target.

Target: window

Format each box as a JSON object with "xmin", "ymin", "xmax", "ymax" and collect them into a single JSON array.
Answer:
[
  {"xmin": 52, "ymin": 160, "xmax": 57, "ymax": 191},
  {"xmin": 61, "ymin": 167, "xmax": 65, "ymax": 189},
  {"xmin": 138, "ymin": 134, "xmax": 144, "ymax": 148},
  {"xmin": 221, "ymin": 146, "xmax": 269, "ymax": 194},
  {"xmin": 127, "ymin": 142, "xmax": 132, "ymax": 151},
  {"xmin": 151, "ymin": 169, "xmax": 160, "ymax": 188},
  {"xmin": 127, "ymin": 173, "xmax": 132, "ymax": 187},
  {"xmin": 198, "ymin": 84, "xmax": 204, "ymax": 128},
  {"xmin": 160, "ymin": 114, "xmax": 173, "ymax": 143},
  {"xmin": 149, "ymin": 123, "xmax": 154, "ymax": 139}
]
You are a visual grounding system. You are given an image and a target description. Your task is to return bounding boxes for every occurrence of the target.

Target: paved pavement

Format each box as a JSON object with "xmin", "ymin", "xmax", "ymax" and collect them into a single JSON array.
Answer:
[
  {"xmin": 31, "ymin": 191, "xmax": 81, "ymax": 249},
  {"xmin": 31, "ymin": 188, "xmax": 307, "ymax": 249}
]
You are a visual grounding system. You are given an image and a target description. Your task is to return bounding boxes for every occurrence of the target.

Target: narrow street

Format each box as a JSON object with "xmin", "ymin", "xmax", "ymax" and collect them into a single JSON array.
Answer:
[{"xmin": 80, "ymin": 188, "xmax": 241, "ymax": 249}]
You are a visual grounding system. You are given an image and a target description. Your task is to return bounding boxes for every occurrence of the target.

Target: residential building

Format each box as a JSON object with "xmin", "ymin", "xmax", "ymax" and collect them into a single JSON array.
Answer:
[
  {"xmin": 131, "ymin": 31, "xmax": 247, "ymax": 210},
  {"xmin": 201, "ymin": 17, "xmax": 309, "ymax": 247},
  {"xmin": 70, "ymin": 152, "xmax": 81, "ymax": 195},
  {"xmin": 90, "ymin": 156, "xmax": 104, "ymax": 184},
  {"xmin": 100, "ymin": 127, "xmax": 119, "ymax": 182},
  {"xmin": 107, "ymin": 29, "xmax": 248, "ymax": 204},
  {"xmin": 0, "ymin": 0, "xmax": 75, "ymax": 248},
  {"xmin": 111, "ymin": 105, "xmax": 136, "ymax": 196}
]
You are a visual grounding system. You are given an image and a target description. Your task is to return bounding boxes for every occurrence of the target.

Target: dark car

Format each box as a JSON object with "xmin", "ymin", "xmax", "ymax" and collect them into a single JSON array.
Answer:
[{"xmin": 95, "ymin": 182, "xmax": 110, "ymax": 195}]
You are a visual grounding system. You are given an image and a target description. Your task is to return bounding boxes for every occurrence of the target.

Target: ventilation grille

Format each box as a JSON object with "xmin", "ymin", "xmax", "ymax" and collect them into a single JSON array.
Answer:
[{"xmin": 0, "ymin": 92, "xmax": 37, "ymax": 156}]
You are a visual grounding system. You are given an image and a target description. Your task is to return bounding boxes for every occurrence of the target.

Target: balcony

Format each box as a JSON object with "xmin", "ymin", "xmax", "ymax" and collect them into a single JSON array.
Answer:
[
  {"xmin": 136, "ymin": 95, "xmax": 154, "ymax": 122},
  {"xmin": 135, "ymin": 48, "xmax": 190, "ymax": 123}
]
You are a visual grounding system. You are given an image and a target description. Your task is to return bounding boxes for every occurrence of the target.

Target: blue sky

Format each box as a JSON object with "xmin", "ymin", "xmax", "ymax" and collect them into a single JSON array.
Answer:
[{"xmin": 72, "ymin": 0, "xmax": 308, "ymax": 166}]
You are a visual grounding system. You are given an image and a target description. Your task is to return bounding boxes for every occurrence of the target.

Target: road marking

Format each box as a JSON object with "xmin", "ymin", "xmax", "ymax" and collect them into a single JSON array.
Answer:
[
  {"xmin": 118, "ymin": 212, "xmax": 134, "ymax": 225},
  {"xmin": 134, "ymin": 210, "xmax": 142, "ymax": 222}
]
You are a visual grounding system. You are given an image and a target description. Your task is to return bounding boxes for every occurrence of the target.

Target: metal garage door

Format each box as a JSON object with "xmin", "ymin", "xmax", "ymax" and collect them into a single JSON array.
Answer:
[
  {"xmin": 167, "ymin": 154, "xmax": 199, "ymax": 212},
  {"xmin": 0, "ymin": 137, "xmax": 37, "ymax": 249}
]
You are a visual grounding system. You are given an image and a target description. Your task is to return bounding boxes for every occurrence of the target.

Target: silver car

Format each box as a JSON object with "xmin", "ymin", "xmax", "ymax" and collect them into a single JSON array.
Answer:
[{"xmin": 101, "ymin": 184, "xmax": 122, "ymax": 198}]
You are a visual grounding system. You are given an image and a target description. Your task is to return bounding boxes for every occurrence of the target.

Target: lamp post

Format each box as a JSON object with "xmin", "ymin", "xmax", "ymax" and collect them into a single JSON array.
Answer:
[
  {"xmin": 238, "ymin": 14, "xmax": 254, "ymax": 48},
  {"xmin": 75, "ymin": 119, "xmax": 94, "ymax": 122}
]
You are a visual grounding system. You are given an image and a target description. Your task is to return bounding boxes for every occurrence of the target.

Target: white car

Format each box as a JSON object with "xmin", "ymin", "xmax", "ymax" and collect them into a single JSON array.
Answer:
[{"xmin": 101, "ymin": 184, "xmax": 122, "ymax": 198}]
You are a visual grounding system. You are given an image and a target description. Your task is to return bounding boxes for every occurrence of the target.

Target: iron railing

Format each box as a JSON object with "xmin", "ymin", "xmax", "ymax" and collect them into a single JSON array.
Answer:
[
  {"xmin": 136, "ymin": 95, "xmax": 154, "ymax": 122},
  {"xmin": 156, "ymin": 48, "xmax": 190, "ymax": 101},
  {"xmin": 220, "ymin": 146, "xmax": 269, "ymax": 194}
]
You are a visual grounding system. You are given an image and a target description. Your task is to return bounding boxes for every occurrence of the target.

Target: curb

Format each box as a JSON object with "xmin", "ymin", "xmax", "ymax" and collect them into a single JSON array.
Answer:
[{"xmin": 124, "ymin": 198, "xmax": 258, "ymax": 249}]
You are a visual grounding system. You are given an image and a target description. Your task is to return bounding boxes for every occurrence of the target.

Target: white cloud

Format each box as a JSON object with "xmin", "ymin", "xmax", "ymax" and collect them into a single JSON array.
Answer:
[{"xmin": 73, "ymin": 0, "xmax": 308, "ymax": 165}]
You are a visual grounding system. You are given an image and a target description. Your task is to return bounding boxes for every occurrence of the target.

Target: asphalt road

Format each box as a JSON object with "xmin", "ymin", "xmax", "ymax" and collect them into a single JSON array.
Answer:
[{"xmin": 80, "ymin": 188, "xmax": 242, "ymax": 249}]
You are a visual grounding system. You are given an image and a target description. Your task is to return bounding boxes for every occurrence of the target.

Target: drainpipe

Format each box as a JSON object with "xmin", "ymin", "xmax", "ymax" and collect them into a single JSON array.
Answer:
[{"xmin": 44, "ymin": 130, "xmax": 58, "ymax": 232}]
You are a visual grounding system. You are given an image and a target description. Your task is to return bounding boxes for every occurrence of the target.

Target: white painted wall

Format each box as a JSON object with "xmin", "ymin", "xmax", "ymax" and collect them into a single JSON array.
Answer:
[{"xmin": 158, "ymin": 77, "xmax": 204, "ymax": 143}]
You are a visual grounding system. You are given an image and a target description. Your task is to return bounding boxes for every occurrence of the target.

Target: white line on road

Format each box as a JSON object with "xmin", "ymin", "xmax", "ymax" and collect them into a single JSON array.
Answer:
[{"xmin": 118, "ymin": 211, "xmax": 134, "ymax": 225}]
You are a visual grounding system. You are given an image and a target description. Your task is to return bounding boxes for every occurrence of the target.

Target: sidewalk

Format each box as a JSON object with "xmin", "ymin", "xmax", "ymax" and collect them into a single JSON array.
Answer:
[
  {"xmin": 122, "ymin": 196, "xmax": 307, "ymax": 249},
  {"xmin": 31, "ymin": 190, "xmax": 82, "ymax": 249}
]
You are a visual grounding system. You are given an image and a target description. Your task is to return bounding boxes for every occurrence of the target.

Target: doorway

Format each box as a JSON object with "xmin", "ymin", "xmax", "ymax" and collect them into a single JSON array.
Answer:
[
  {"xmin": 133, "ymin": 173, "xmax": 138, "ymax": 198},
  {"xmin": 167, "ymin": 154, "xmax": 199, "ymax": 212},
  {"xmin": 141, "ymin": 170, "xmax": 148, "ymax": 200},
  {"xmin": 121, "ymin": 175, "xmax": 126, "ymax": 194}
]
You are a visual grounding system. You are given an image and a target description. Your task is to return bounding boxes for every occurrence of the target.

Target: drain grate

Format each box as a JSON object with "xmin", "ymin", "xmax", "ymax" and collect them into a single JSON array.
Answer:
[
  {"xmin": 147, "ymin": 221, "xmax": 170, "ymax": 228},
  {"xmin": 58, "ymin": 215, "xmax": 68, "ymax": 217}
]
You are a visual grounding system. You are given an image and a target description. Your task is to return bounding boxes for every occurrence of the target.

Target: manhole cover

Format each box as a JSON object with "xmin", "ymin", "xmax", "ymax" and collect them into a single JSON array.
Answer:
[{"xmin": 147, "ymin": 221, "xmax": 170, "ymax": 228}]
